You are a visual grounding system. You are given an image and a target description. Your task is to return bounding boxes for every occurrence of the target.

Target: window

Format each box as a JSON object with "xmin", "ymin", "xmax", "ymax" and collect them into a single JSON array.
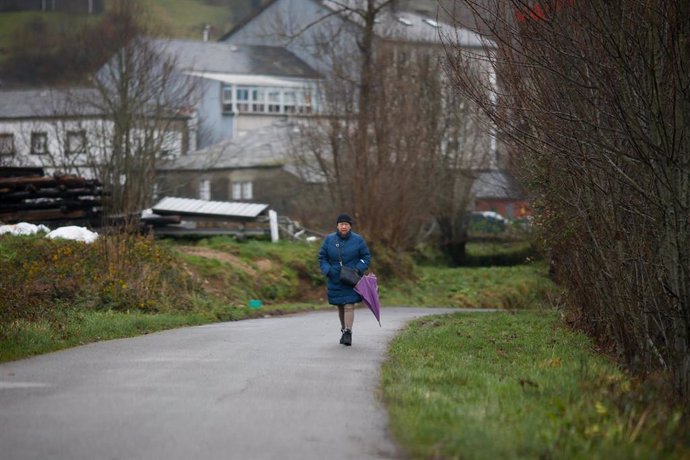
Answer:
[
  {"xmin": 0, "ymin": 133, "xmax": 14, "ymax": 155},
  {"xmin": 65, "ymin": 130, "xmax": 86, "ymax": 154},
  {"xmin": 199, "ymin": 179, "xmax": 211, "ymax": 201},
  {"xmin": 232, "ymin": 181, "xmax": 253, "ymax": 200},
  {"xmin": 251, "ymin": 88, "xmax": 266, "ymax": 112},
  {"xmin": 298, "ymin": 90, "xmax": 313, "ymax": 114},
  {"xmin": 283, "ymin": 91, "xmax": 297, "ymax": 113},
  {"xmin": 242, "ymin": 181, "xmax": 253, "ymax": 200},
  {"xmin": 232, "ymin": 182, "xmax": 241, "ymax": 200},
  {"xmin": 236, "ymin": 87, "xmax": 250, "ymax": 112},
  {"xmin": 221, "ymin": 85, "xmax": 318, "ymax": 115},
  {"xmin": 222, "ymin": 86, "xmax": 233, "ymax": 112},
  {"xmin": 267, "ymin": 90, "xmax": 281, "ymax": 113},
  {"xmin": 31, "ymin": 132, "xmax": 48, "ymax": 155}
]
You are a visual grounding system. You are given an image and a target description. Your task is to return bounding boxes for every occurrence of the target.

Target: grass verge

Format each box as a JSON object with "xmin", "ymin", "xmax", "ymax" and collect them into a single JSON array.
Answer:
[
  {"xmin": 381, "ymin": 311, "xmax": 688, "ymax": 459},
  {"xmin": 380, "ymin": 263, "xmax": 556, "ymax": 309},
  {"xmin": 0, "ymin": 301, "xmax": 327, "ymax": 363}
]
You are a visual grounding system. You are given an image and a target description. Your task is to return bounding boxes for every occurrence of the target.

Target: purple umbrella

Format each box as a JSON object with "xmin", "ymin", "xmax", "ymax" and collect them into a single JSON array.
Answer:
[{"xmin": 354, "ymin": 273, "xmax": 381, "ymax": 327}]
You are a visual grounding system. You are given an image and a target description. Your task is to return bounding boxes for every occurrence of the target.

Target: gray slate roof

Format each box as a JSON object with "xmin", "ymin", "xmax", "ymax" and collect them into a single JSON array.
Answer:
[
  {"xmin": 0, "ymin": 88, "xmax": 101, "ymax": 119},
  {"xmin": 152, "ymin": 39, "xmax": 321, "ymax": 78},
  {"xmin": 157, "ymin": 120, "xmax": 327, "ymax": 183},
  {"xmin": 471, "ymin": 170, "xmax": 524, "ymax": 200},
  {"xmin": 158, "ymin": 121, "xmax": 299, "ymax": 171},
  {"xmin": 222, "ymin": 0, "xmax": 491, "ymax": 48},
  {"xmin": 322, "ymin": 0, "xmax": 490, "ymax": 47}
]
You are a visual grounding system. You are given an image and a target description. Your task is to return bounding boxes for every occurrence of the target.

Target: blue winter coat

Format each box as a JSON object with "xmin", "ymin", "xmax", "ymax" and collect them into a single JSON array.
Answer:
[{"xmin": 318, "ymin": 231, "xmax": 371, "ymax": 305}]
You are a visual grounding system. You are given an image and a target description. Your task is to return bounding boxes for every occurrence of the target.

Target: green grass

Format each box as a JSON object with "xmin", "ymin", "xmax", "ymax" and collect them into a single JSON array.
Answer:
[
  {"xmin": 380, "ymin": 263, "xmax": 557, "ymax": 309},
  {"xmin": 464, "ymin": 240, "xmax": 538, "ymax": 266},
  {"xmin": 0, "ymin": 301, "xmax": 328, "ymax": 363},
  {"xmin": 2, "ymin": 235, "xmax": 686, "ymax": 454},
  {"xmin": 0, "ymin": 309, "xmax": 210, "ymax": 362},
  {"xmin": 382, "ymin": 311, "xmax": 688, "ymax": 459},
  {"xmin": 1, "ymin": 235, "xmax": 553, "ymax": 363},
  {"xmin": 146, "ymin": 0, "xmax": 235, "ymax": 38},
  {"xmin": 0, "ymin": 12, "xmax": 65, "ymax": 63},
  {"xmin": 0, "ymin": 1, "xmax": 239, "ymax": 65}
]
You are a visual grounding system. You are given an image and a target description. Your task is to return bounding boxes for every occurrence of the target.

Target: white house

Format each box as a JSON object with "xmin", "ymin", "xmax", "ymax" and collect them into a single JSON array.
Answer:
[
  {"xmin": 0, "ymin": 38, "xmax": 323, "ymax": 180},
  {"xmin": 0, "ymin": 87, "xmax": 190, "ymax": 178},
  {"xmin": 150, "ymin": 39, "xmax": 322, "ymax": 149},
  {"xmin": 220, "ymin": 0, "xmax": 500, "ymax": 170}
]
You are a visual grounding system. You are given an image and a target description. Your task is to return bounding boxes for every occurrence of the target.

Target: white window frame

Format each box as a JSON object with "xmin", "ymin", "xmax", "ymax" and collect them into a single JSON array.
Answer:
[
  {"xmin": 298, "ymin": 89, "xmax": 313, "ymax": 114},
  {"xmin": 221, "ymin": 86, "xmax": 233, "ymax": 113},
  {"xmin": 232, "ymin": 181, "xmax": 252, "ymax": 200},
  {"xmin": 231, "ymin": 182, "xmax": 242, "ymax": 200},
  {"xmin": 242, "ymin": 181, "xmax": 253, "ymax": 200},
  {"xmin": 267, "ymin": 89, "xmax": 281, "ymax": 113},
  {"xmin": 236, "ymin": 87, "xmax": 250, "ymax": 112},
  {"xmin": 0, "ymin": 133, "xmax": 15, "ymax": 155},
  {"xmin": 65, "ymin": 130, "xmax": 86, "ymax": 155},
  {"xmin": 199, "ymin": 179, "xmax": 211, "ymax": 201},
  {"xmin": 283, "ymin": 91, "xmax": 297, "ymax": 114},
  {"xmin": 251, "ymin": 88, "xmax": 266, "ymax": 112},
  {"xmin": 221, "ymin": 85, "xmax": 316, "ymax": 115},
  {"xmin": 31, "ymin": 132, "xmax": 48, "ymax": 155}
]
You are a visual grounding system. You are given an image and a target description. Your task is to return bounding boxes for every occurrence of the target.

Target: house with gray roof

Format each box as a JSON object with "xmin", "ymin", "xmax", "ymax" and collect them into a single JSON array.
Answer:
[
  {"xmin": 151, "ymin": 39, "xmax": 322, "ymax": 149},
  {"xmin": 471, "ymin": 170, "xmax": 530, "ymax": 219},
  {"xmin": 155, "ymin": 120, "xmax": 326, "ymax": 221},
  {"xmin": 0, "ymin": 87, "xmax": 191, "ymax": 177},
  {"xmin": 219, "ymin": 0, "xmax": 513, "ymax": 215},
  {"xmin": 0, "ymin": 38, "xmax": 321, "ymax": 186},
  {"xmin": 221, "ymin": 0, "xmax": 492, "ymax": 75}
]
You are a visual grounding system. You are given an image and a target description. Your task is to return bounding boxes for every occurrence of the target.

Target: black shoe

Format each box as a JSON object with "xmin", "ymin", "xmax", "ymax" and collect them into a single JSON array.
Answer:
[
  {"xmin": 340, "ymin": 329, "xmax": 346, "ymax": 344},
  {"xmin": 342, "ymin": 329, "xmax": 352, "ymax": 346}
]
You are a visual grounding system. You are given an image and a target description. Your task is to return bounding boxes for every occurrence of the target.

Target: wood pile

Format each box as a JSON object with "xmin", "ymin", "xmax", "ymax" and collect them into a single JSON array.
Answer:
[{"xmin": 0, "ymin": 167, "xmax": 106, "ymax": 224}]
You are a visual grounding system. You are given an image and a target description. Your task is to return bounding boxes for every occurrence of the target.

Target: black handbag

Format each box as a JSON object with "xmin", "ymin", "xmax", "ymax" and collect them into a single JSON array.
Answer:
[
  {"xmin": 336, "ymin": 240, "xmax": 361, "ymax": 286},
  {"xmin": 340, "ymin": 266, "xmax": 361, "ymax": 287}
]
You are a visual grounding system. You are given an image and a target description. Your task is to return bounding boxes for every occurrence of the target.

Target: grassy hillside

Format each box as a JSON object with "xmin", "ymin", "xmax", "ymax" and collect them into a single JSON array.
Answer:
[
  {"xmin": 144, "ymin": 0, "xmax": 237, "ymax": 40},
  {"xmin": 0, "ymin": 0, "xmax": 262, "ymax": 67}
]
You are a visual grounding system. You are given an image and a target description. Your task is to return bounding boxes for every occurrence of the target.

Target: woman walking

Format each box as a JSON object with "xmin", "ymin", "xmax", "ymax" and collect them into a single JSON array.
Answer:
[{"xmin": 318, "ymin": 213, "xmax": 371, "ymax": 346}]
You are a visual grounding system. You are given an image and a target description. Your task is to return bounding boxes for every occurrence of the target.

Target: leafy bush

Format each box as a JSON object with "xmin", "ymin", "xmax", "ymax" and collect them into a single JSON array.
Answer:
[{"xmin": 0, "ymin": 232, "xmax": 197, "ymax": 325}]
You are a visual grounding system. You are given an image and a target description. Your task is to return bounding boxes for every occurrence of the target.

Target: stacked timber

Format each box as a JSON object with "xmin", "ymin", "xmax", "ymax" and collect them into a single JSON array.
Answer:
[{"xmin": 0, "ymin": 169, "xmax": 105, "ymax": 224}]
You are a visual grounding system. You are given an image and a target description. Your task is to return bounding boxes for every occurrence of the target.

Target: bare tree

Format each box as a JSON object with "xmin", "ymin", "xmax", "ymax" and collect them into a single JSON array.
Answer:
[
  {"xmin": 67, "ymin": 1, "xmax": 200, "ymax": 218},
  {"xmin": 446, "ymin": 0, "xmax": 690, "ymax": 401},
  {"xmin": 274, "ymin": 0, "xmax": 493, "ymax": 257}
]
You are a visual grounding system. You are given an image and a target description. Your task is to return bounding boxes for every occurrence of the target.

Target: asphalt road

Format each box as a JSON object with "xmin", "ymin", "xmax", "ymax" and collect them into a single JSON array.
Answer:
[{"xmin": 0, "ymin": 307, "xmax": 460, "ymax": 460}]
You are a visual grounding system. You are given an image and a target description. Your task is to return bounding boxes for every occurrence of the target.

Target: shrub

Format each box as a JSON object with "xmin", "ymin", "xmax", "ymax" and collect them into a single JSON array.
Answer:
[{"xmin": 0, "ymin": 232, "xmax": 197, "ymax": 327}]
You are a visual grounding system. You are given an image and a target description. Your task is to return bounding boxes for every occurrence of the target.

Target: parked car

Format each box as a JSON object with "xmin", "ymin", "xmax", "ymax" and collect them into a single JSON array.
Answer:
[{"xmin": 468, "ymin": 211, "xmax": 507, "ymax": 234}]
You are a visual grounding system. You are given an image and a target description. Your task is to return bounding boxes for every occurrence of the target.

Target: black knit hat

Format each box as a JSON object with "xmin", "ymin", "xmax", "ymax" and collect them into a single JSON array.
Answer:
[{"xmin": 336, "ymin": 213, "xmax": 353, "ymax": 225}]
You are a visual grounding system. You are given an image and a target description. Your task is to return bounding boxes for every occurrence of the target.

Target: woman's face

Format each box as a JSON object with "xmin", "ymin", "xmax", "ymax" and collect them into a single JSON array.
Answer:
[{"xmin": 337, "ymin": 222, "xmax": 351, "ymax": 236}]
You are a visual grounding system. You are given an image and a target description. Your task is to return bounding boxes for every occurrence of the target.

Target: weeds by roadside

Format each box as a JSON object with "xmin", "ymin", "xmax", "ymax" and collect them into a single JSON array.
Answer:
[
  {"xmin": 382, "ymin": 311, "xmax": 689, "ymax": 459},
  {"xmin": 0, "ymin": 234, "xmax": 546, "ymax": 362},
  {"xmin": 380, "ymin": 263, "xmax": 557, "ymax": 309}
]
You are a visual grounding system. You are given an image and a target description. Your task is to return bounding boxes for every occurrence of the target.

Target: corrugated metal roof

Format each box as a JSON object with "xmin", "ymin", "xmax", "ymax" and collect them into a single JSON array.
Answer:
[{"xmin": 152, "ymin": 197, "xmax": 269, "ymax": 218}]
